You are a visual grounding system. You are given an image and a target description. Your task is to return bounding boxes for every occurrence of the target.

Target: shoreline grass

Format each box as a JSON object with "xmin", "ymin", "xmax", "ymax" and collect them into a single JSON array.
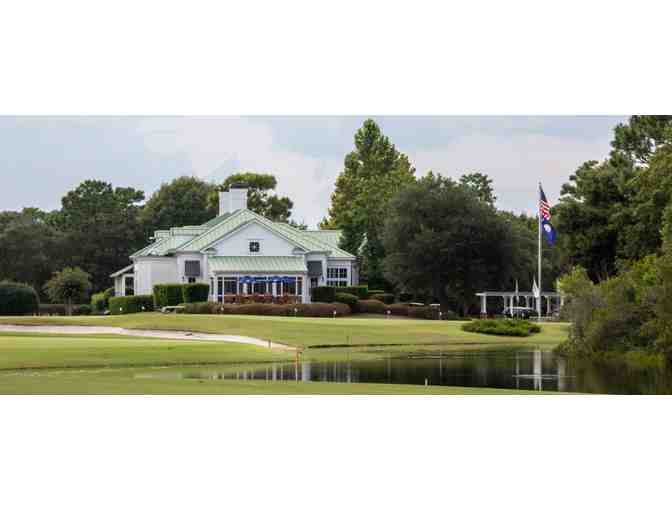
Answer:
[{"xmin": 0, "ymin": 313, "xmax": 570, "ymax": 349}]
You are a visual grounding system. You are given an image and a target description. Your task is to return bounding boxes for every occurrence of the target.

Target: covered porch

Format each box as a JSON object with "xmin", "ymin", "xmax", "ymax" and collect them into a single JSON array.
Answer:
[{"xmin": 208, "ymin": 256, "xmax": 308, "ymax": 303}]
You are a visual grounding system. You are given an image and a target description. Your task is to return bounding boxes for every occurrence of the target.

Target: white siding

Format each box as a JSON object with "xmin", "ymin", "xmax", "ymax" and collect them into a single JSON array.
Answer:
[
  {"xmin": 134, "ymin": 258, "xmax": 178, "ymax": 295},
  {"xmin": 211, "ymin": 222, "xmax": 298, "ymax": 257}
]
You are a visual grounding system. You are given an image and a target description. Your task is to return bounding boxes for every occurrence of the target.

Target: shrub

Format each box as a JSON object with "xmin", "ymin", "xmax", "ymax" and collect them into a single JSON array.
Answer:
[
  {"xmin": 182, "ymin": 283, "xmax": 210, "ymax": 303},
  {"xmin": 398, "ymin": 292, "xmax": 413, "ymax": 302},
  {"xmin": 110, "ymin": 295, "xmax": 155, "ymax": 315},
  {"xmin": 43, "ymin": 267, "xmax": 92, "ymax": 316},
  {"xmin": 386, "ymin": 303, "xmax": 409, "ymax": 316},
  {"xmin": 39, "ymin": 303, "xmax": 67, "ymax": 316},
  {"xmin": 295, "ymin": 302, "xmax": 351, "ymax": 317},
  {"xmin": 91, "ymin": 287, "xmax": 115, "ymax": 312},
  {"xmin": 462, "ymin": 319, "xmax": 541, "ymax": 337},
  {"xmin": 408, "ymin": 306, "xmax": 440, "ymax": 320},
  {"xmin": 74, "ymin": 304, "xmax": 92, "ymax": 316},
  {"xmin": 312, "ymin": 286, "xmax": 336, "ymax": 303},
  {"xmin": 334, "ymin": 292, "xmax": 359, "ymax": 311},
  {"xmin": 154, "ymin": 284, "xmax": 184, "ymax": 308},
  {"xmin": 370, "ymin": 293, "xmax": 395, "ymax": 304},
  {"xmin": 357, "ymin": 299, "xmax": 387, "ymax": 314},
  {"xmin": 91, "ymin": 292, "xmax": 107, "ymax": 313},
  {"xmin": 0, "ymin": 281, "xmax": 39, "ymax": 315},
  {"xmin": 180, "ymin": 301, "xmax": 218, "ymax": 314},
  {"xmin": 341, "ymin": 286, "xmax": 369, "ymax": 299}
]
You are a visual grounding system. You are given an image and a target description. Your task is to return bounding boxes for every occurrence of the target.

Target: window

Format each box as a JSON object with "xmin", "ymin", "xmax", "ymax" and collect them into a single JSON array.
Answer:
[
  {"xmin": 253, "ymin": 280, "xmax": 267, "ymax": 294},
  {"xmin": 326, "ymin": 267, "xmax": 348, "ymax": 287},
  {"xmin": 217, "ymin": 277, "xmax": 224, "ymax": 302},
  {"xmin": 224, "ymin": 278, "xmax": 237, "ymax": 294},
  {"xmin": 124, "ymin": 276, "xmax": 134, "ymax": 296},
  {"xmin": 249, "ymin": 241, "xmax": 260, "ymax": 253}
]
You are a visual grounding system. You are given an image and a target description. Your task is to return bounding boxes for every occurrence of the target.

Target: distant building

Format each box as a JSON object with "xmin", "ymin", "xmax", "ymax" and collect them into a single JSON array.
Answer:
[{"xmin": 110, "ymin": 185, "xmax": 358, "ymax": 303}]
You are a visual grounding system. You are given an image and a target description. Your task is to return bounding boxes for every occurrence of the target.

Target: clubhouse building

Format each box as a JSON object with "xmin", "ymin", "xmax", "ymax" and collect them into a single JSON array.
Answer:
[{"xmin": 110, "ymin": 185, "xmax": 358, "ymax": 303}]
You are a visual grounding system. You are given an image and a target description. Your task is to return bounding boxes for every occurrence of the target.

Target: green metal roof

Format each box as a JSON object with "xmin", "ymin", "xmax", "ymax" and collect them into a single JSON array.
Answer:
[
  {"xmin": 209, "ymin": 256, "xmax": 307, "ymax": 273},
  {"xmin": 303, "ymin": 229, "xmax": 341, "ymax": 247},
  {"xmin": 131, "ymin": 209, "xmax": 355, "ymax": 259}
]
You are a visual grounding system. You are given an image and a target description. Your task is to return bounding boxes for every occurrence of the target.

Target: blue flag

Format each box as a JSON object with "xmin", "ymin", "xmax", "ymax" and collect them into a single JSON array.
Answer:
[{"xmin": 539, "ymin": 185, "xmax": 557, "ymax": 246}]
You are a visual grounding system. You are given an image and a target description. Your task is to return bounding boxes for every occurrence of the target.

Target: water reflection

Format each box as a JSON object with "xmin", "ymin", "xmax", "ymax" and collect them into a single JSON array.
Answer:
[{"xmin": 141, "ymin": 349, "xmax": 672, "ymax": 394}]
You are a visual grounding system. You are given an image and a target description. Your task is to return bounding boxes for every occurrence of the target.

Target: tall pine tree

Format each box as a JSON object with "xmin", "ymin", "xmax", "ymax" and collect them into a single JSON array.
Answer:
[{"xmin": 322, "ymin": 119, "xmax": 416, "ymax": 288}]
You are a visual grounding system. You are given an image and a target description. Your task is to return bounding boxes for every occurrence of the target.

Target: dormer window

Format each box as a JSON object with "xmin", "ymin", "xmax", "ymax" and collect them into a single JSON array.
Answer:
[{"xmin": 249, "ymin": 241, "xmax": 260, "ymax": 253}]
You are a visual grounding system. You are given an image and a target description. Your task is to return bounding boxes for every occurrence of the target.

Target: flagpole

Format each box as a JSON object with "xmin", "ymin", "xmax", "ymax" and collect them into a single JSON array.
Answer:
[{"xmin": 537, "ymin": 182, "xmax": 542, "ymax": 319}]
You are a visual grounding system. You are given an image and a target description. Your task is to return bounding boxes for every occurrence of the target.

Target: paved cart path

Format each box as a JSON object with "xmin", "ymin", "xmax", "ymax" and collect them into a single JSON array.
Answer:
[{"xmin": 0, "ymin": 325, "xmax": 294, "ymax": 350}]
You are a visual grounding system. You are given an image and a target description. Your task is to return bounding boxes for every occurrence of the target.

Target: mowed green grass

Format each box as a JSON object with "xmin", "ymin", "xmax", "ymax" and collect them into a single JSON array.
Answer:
[
  {"xmin": 0, "ymin": 315, "xmax": 569, "ymax": 394},
  {"xmin": 0, "ymin": 332, "xmax": 293, "ymax": 370},
  {"xmin": 0, "ymin": 367, "xmax": 550, "ymax": 395},
  {"xmin": 0, "ymin": 313, "xmax": 569, "ymax": 349}
]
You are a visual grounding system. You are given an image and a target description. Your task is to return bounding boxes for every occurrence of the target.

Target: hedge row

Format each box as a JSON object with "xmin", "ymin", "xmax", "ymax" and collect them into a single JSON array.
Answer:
[
  {"xmin": 153, "ymin": 284, "xmax": 186, "ymax": 308},
  {"xmin": 153, "ymin": 283, "xmax": 210, "ymax": 308},
  {"xmin": 0, "ymin": 281, "xmax": 39, "ymax": 315},
  {"xmin": 179, "ymin": 302, "xmax": 351, "ymax": 317},
  {"xmin": 462, "ymin": 319, "xmax": 540, "ymax": 337},
  {"xmin": 217, "ymin": 294, "xmax": 300, "ymax": 304},
  {"xmin": 39, "ymin": 303, "xmax": 92, "ymax": 316},
  {"xmin": 109, "ymin": 295, "xmax": 155, "ymax": 315}
]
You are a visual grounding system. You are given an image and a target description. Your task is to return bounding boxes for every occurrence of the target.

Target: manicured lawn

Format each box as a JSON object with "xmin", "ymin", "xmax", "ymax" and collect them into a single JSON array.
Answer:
[
  {"xmin": 0, "ymin": 313, "xmax": 569, "ymax": 349},
  {"xmin": 0, "ymin": 332, "xmax": 293, "ymax": 370},
  {"xmin": 0, "ymin": 366, "xmax": 551, "ymax": 395},
  {"xmin": 0, "ymin": 315, "xmax": 570, "ymax": 394}
]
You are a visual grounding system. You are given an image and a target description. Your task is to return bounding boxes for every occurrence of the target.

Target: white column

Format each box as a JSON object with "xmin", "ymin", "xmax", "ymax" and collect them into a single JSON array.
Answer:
[{"xmin": 480, "ymin": 295, "xmax": 487, "ymax": 315}]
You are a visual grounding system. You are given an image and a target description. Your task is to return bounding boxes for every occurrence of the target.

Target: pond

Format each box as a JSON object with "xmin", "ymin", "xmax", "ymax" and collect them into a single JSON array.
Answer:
[{"xmin": 137, "ymin": 349, "xmax": 672, "ymax": 394}]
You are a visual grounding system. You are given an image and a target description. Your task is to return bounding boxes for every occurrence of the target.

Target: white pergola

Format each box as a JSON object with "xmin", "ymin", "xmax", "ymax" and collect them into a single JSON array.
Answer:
[{"xmin": 476, "ymin": 291, "xmax": 562, "ymax": 317}]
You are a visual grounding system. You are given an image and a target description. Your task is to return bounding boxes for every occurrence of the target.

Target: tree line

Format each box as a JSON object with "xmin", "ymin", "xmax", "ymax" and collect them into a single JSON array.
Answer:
[
  {"xmin": 0, "ymin": 173, "xmax": 296, "ymax": 297},
  {"xmin": 554, "ymin": 116, "xmax": 672, "ymax": 359}
]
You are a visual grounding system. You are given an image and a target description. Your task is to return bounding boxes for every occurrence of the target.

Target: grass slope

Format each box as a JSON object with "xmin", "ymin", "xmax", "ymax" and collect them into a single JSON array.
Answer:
[
  {"xmin": 0, "ymin": 313, "xmax": 569, "ymax": 349},
  {"xmin": 0, "ymin": 332, "xmax": 293, "ymax": 370}
]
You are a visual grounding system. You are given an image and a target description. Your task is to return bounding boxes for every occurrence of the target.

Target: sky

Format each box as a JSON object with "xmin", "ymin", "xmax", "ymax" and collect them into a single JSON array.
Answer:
[{"xmin": 0, "ymin": 116, "xmax": 626, "ymax": 227}]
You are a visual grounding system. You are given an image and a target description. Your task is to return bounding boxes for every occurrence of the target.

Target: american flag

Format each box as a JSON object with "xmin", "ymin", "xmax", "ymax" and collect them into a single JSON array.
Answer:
[{"xmin": 539, "ymin": 185, "xmax": 551, "ymax": 221}]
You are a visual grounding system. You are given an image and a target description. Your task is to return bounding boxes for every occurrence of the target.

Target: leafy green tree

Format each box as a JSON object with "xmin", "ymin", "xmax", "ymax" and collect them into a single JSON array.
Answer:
[
  {"xmin": 611, "ymin": 115, "xmax": 672, "ymax": 165},
  {"xmin": 0, "ymin": 209, "xmax": 65, "ymax": 296},
  {"xmin": 43, "ymin": 267, "xmax": 92, "ymax": 315},
  {"xmin": 208, "ymin": 172, "xmax": 294, "ymax": 222},
  {"xmin": 56, "ymin": 180, "xmax": 145, "ymax": 292},
  {"xmin": 381, "ymin": 172, "xmax": 519, "ymax": 315},
  {"xmin": 140, "ymin": 176, "xmax": 217, "ymax": 234},
  {"xmin": 460, "ymin": 171, "xmax": 497, "ymax": 205},
  {"xmin": 324, "ymin": 119, "xmax": 416, "ymax": 287},
  {"xmin": 554, "ymin": 154, "xmax": 634, "ymax": 280}
]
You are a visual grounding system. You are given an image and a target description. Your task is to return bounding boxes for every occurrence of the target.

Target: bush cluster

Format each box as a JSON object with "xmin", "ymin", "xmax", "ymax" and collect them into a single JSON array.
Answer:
[
  {"xmin": 311, "ymin": 286, "xmax": 336, "ymax": 303},
  {"xmin": 38, "ymin": 303, "xmax": 93, "ymax": 316},
  {"xmin": 153, "ymin": 284, "xmax": 185, "ymax": 308},
  {"xmin": 462, "ymin": 319, "xmax": 541, "ymax": 337},
  {"xmin": 334, "ymin": 292, "xmax": 359, "ymax": 311},
  {"xmin": 220, "ymin": 294, "xmax": 299, "ymax": 304},
  {"xmin": 179, "ymin": 301, "xmax": 351, "ymax": 317},
  {"xmin": 110, "ymin": 295, "xmax": 155, "ymax": 315},
  {"xmin": 370, "ymin": 293, "xmax": 395, "ymax": 304},
  {"xmin": 386, "ymin": 303, "xmax": 409, "ymax": 316},
  {"xmin": 0, "ymin": 281, "xmax": 39, "ymax": 315},
  {"xmin": 341, "ymin": 286, "xmax": 369, "ymax": 299},
  {"xmin": 91, "ymin": 287, "xmax": 115, "ymax": 313},
  {"xmin": 356, "ymin": 299, "xmax": 387, "ymax": 314},
  {"xmin": 182, "ymin": 283, "xmax": 210, "ymax": 303}
]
